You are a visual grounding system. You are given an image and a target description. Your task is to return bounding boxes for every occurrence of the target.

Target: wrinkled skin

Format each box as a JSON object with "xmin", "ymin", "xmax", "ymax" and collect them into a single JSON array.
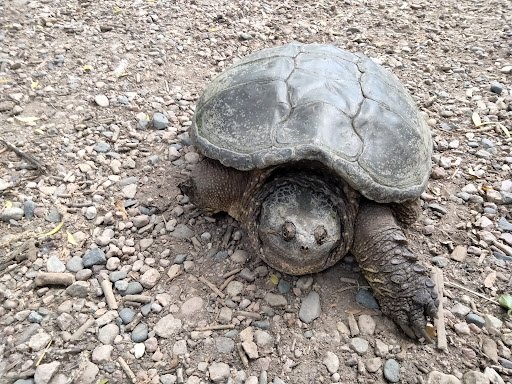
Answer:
[{"xmin": 183, "ymin": 159, "xmax": 439, "ymax": 341}]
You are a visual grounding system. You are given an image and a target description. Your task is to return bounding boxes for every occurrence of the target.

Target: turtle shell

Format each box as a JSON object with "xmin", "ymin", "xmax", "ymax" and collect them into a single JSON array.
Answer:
[{"xmin": 191, "ymin": 42, "xmax": 432, "ymax": 203}]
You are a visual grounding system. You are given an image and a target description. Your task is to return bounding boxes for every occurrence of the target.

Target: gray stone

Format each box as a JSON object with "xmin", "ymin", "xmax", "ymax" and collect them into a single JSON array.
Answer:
[
  {"xmin": 254, "ymin": 330, "xmax": 272, "ymax": 346},
  {"xmin": 91, "ymin": 345, "xmax": 113, "ymax": 363},
  {"xmin": 153, "ymin": 112, "xmax": 169, "ymax": 130},
  {"xmin": 265, "ymin": 293, "xmax": 287, "ymax": 307},
  {"xmin": 451, "ymin": 246, "xmax": 467, "ymax": 262},
  {"xmin": 132, "ymin": 322, "xmax": 149, "ymax": 342},
  {"xmin": 66, "ymin": 256, "xmax": 84, "ymax": 272},
  {"xmin": 491, "ymin": 81, "xmax": 503, "ymax": 95},
  {"xmin": 119, "ymin": 308, "xmax": 136, "ymax": 324},
  {"xmin": 137, "ymin": 119, "xmax": 150, "ymax": 130},
  {"xmin": 2, "ymin": 207, "xmax": 24, "ymax": 221},
  {"xmin": 84, "ymin": 206, "xmax": 97, "ymax": 220},
  {"xmin": 498, "ymin": 217, "xmax": 512, "ymax": 231},
  {"xmin": 173, "ymin": 339, "xmax": 188, "ymax": 355},
  {"xmin": 119, "ymin": 176, "xmax": 138, "ymax": 187},
  {"xmin": 425, "ymin": 371, "xmax": 460, "ymax": 384},
  {"xmin": 28, "ymin": 311, "xmax": 43, "ymax": 323},
  {"xmin": 226, "ymin": 281, "xmax": 244, "ymax": 297},
  {"xmin": 76, "ymin": 269, "xmax": 92, "ymax": 281},
  {"xmin": 56, "ymin": 313, "xmax": 74, "ymax": 331},
  {"xmin": 47, "ymin": 255, "xmax": 66, "ymax": 273},
  {"xmin": 253, "ymin": 319, "xmax": 271, "ymax": 330},
  {"xmin": 109, "ymin": 270, "xmax": 127, "ymax": 282},
  {"xmin": 278, "ymin": 280, "xmax": 291, "ymax": 294},
  {"xmin": 323, "ymin": 351, "xmax": 339, "ymax": 373},
  {"xmin": 432, "ymin": 256, "xmax": 449, "ymax": 268},
  {"xmin": 299, "ymin": 291, "xmax": 321, "ymax": 323},
  {"xmin": 216, "ymin": 337, "xmax": 235, "ymax": 353},
  {"xmin": 74, "ymin": 361, "xmax": 99, "ymax": 384},
  {"xmin": 466, "ymin": 313, "xmax": 485, "ymax": 328},
  {"xmin": 98, "ymin": 323, "xmax": 119, "ymax": 345},
  {"xmin": 209, "ymin": 362, "xmax": 231, "ymax": 382},
  {"xmin": 365, "ymin": 357, "xmax": 382, "ymax": 373},
  {"xmin": 140, "ymin": 268, "xmax": 161, "ymax": 289},
  {"xmin": 482, "ymin": 337, "xmax": 498, "ymax": 363},
  {"xmin": 122, "ymin": 184, "xmax": 137, "ymax": 199},
  {"xmin": 45, "ymin": 207, "xmax": 62, "ymax": 222},
  {"xmin": 242, "ymin": 340, "xmax": 258, "ymax": 359},
  {"xmin": 463, "ymin": 370, "xmax": 490, "ymax": 384},
  {"xmin": 499, "ymin": 357, "xmax": 512, "ymax": 369},
  {"xmin": 181, "ymin": 296, "xmax": 204, "ymax": 316},
  {"xmin": 239, "ymin": 268, "xmax": 255, "ymax": 282},
  {"xmin": 174, "ymin": 254, "xmax": 187, "ymax": 264},
  {"xmin": 160, "ymin": 374, "xmax": 177, "ymax": 384},
  {"xmin": 94, "ymin": 94, "xmax": 109, "ymax": 107},
  {"xmin": 154, "ymin": 314, "xmax": 182, "ymax": 338},
  {"xmin": 349, "ymin": 337, "xmax": 369, "ymax": 355},
  {"xmin": 132, "ymin": 214, "xmax": 150, "ymax": 228},
  {"xmin": 65, "ymin": 281, "xmax": 89, "ymax": 298},
  {"xmin": 34, "ymin": 361, "xmax": 60, "ymax": 384},
  {"xmin": 358, "ymin": 315, "xmax": 376, "ymax": 335},
  {"xmin": 123, "ymin": 281, "xmax": 143, "ymax": 295},
  {"xmin": 451, "ymin": 303, "xmax": 471, "ymax": 318},
  {"xmin": 83, "ymin": 248, "xmax": 106, "ymax": 267},
  {"xmin": 29, "ymin": 332, "xmax": 51, "ymax": 351},
  {"xmin": 93, "ymin": 142, "xmax": 110, "ymax": 153},
  {"xmin": 483, "ymin": 367, "xmax": 504, "ymax": 384},
  {"xmin": 383, "ymin": 359, "xmax": 400, "ymax": 383},
  {"xmin": 219, "ymin": 307, "xmax": 233, "ymax": 323},
  {"xmin": 484, "ymin": 314, "xmax": 503, "ymax": 329},
  {"xmin": 355, "ymin": 289, "xmax": 379, "ymax": 309},
  {"xmin": 23, "ymin": 200, "xmax": 36, "ymax": 218},
  {"xmin": 170, "ymin": 223, "xmax": 195, "ymax": 239}
]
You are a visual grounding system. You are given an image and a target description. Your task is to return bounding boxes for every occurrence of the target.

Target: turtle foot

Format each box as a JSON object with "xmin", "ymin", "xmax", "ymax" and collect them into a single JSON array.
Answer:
[{"xmin": 352, "ymin": 201, "xmax": 439, "ymax": 341}]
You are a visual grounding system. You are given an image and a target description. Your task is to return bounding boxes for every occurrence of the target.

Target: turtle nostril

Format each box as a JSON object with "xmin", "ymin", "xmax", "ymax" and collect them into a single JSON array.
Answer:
[
  {"xmin": 314, "ymin": 225, "xmax": 327, "ymax": 244},
  {"xmin": 282, "ymin": 221, "xmax": 296, "ymax": 241},
  {"xmin": 301, "ymin": 245, "xmax": 309, "ymax": 251}
]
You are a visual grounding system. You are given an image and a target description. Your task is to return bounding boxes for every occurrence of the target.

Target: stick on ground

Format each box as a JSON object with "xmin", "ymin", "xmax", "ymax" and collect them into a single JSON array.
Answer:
[{"xmin": 432, "ymin": 267, "xmax": 447, "ymax": 351}]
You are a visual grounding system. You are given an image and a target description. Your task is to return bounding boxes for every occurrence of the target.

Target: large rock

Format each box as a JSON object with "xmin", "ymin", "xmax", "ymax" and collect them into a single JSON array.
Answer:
[
  {"xmin": 34, "ymin": 361, "xmax": 60, "ymax": 384},
  {"xmin": 154, "ymin": 314, "xmax": 182, "ymax": 338},
  {"xmin": 209, "ymin": 362, "xmax": 230, "ymax": 382},
  {"xmin": 425, "ymin": 371, "xmax": 460, "ymax": 384},
  {"xmin": 299, "ymin": 291, "xmax": 321, "ymax": 323}
]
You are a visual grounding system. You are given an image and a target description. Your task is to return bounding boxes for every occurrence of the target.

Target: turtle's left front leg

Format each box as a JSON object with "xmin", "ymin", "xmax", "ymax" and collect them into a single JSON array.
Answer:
[{"xmin": 351, "ymin": 201, "xmax": 439, "ymax": 341}]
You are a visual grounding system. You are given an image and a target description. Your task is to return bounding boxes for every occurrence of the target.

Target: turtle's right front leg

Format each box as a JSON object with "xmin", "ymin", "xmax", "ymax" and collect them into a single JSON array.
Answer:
[
  {"xmin": 181, "ymin": 158, "xmax": 251, "ymax": 220},
  {"xmin": 351, "ymin": 201, "xmax": 439, "ymax": 341}
]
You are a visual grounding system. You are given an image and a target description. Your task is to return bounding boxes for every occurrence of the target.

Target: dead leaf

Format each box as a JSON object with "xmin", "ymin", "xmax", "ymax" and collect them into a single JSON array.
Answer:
[
  {"xmin": 114, "ymin": 200, "xmax": 128, "ymax": 220},
  {"xmin": 39, "ymin": 221, "xmax": 64, "ymax": 237},
  {"xmin": 67, "ymin": 231, "xmax": 77, "ymax": 245},
  {"xmin": 425, "ymin": 324, "xmax": 437, "ymax": 339}
]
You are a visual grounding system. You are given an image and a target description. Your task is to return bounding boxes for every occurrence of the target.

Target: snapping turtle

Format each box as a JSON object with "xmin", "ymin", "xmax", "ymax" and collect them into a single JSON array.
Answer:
[{"xmin": 182, "ymin": 42, "xmax": 438, "ymax": 340}]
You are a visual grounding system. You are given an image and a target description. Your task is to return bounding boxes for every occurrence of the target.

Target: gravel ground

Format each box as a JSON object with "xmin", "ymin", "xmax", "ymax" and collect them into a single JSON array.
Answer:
[{"xmin": 1, "ymin": 0, "xmax": 512, "ymax": 383}]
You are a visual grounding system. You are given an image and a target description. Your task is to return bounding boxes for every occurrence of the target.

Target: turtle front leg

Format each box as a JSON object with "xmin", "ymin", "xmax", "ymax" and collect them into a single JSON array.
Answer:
[
  {"xmin": 351, "ymin": 201, "xmax": 439, "ymax": 341},
  {"xmin": 180, "ymin": 158, "xmax": 250, "ymax": 220}
]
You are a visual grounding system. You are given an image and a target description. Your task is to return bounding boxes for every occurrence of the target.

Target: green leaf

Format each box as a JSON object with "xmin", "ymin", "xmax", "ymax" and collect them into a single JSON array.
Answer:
[
  {"xmin": 498, "ymin": 294, "xmax": 512, "ymax": 309},
  {"xmin": 270, "ymin": 274, "xmax": 279, "ymax": 285}
]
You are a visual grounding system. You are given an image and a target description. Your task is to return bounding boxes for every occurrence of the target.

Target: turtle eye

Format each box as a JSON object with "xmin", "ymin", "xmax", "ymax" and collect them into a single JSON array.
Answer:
[
  {"xmin": 282, "ymin": 221, "xmax": 296, "ymax": 241},
  {"xmin": 314, "ymin": 225, "xmax": 327, "ymax": 244}
]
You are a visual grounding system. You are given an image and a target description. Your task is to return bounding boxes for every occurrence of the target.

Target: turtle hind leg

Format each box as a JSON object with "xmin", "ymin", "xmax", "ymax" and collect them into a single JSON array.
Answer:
[
  {"xmin": 351, "ymin": 200, "xmax": 439, "ymax": 341},
  {"xmin": 180, "ymin": 158, "xmax": 250, "ymax": 220}
]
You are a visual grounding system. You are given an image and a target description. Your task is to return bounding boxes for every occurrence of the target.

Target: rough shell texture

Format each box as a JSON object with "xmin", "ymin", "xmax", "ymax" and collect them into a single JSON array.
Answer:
[{"xmin": 191, "ymin": 42, "xmax": 432, "ymax": 203}]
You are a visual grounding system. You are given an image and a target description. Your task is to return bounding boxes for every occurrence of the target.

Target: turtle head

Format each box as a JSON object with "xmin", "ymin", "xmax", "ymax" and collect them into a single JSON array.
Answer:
[{"xmin": 257, "ymin": 179, "xmax": 343, "ymax": 275}]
